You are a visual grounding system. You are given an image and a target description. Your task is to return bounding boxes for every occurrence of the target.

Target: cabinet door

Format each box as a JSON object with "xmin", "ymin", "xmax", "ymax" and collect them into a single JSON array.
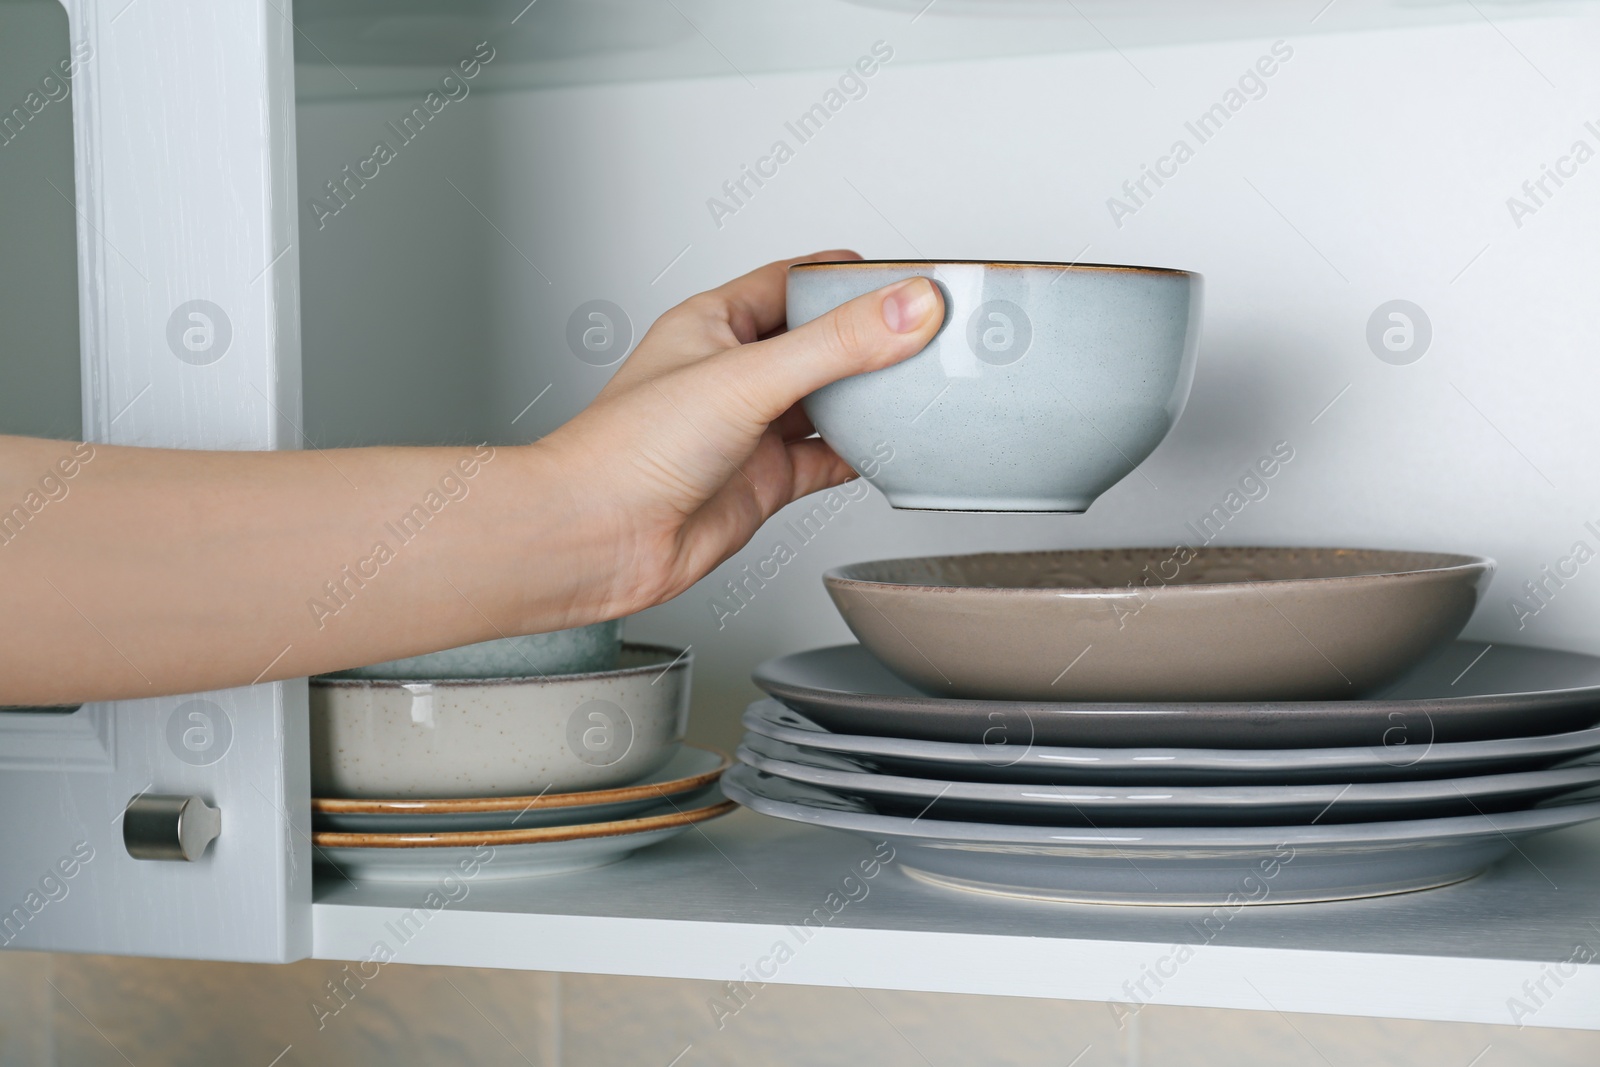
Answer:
[{"xmin": 0, "ymin": 0, "xmax": 309, "ymax": 962}]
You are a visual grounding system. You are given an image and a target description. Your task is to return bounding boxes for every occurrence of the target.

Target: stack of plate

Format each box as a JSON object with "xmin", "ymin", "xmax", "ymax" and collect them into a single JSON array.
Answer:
[
  {"xmin": 723, "ymin": 548, "xmax": 1600, "ymax": 905},
  {"xmin": 309, "ymin": 634, "xmax": 733, "ymax": 883}
]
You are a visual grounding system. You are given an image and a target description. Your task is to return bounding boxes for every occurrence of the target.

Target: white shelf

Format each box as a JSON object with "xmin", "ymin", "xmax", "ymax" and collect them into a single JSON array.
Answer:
[
  {"xmin": 313, "ymin": 809, "xmax": 1600, "ymax": 1030},
  {"xmin": 292, "ymin": 0, "xmax": 1600, "ymax": 99}
]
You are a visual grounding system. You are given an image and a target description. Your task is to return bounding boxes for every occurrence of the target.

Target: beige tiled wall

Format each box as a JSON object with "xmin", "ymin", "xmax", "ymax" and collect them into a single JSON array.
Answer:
[{"xmin": 3, "ymin": 950, "xmax": 1598, "ymax": 1066}]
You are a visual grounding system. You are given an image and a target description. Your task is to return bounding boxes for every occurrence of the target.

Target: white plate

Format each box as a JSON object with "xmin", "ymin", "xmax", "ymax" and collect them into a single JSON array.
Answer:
[
  {"xmin": 313, "ymin": 791, "xmax": 734, "ymax": 884},
  {"xmin": 738, "ymin": 733, "xmax": 1600, "ymax": 825},
  {"xmin": 741, "ymin": 700, "xmax": 1600, "ymax": 784},
  {"xmin": 722, "ymin": 764, "xmax": 1600, "ymax": 905},
  {"xmin": 313, "ymin": 746, "xmax": 728, "ymax": 833}
]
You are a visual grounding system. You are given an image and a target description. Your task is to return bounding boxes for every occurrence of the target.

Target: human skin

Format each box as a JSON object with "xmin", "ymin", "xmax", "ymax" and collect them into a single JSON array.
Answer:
[{"xmin": 0, "ymin": 251, "xmax": 943, "ymax": 705}]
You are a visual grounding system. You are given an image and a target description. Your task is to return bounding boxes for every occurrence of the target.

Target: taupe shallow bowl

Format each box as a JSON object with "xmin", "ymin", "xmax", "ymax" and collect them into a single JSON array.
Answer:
[{"xmin": 824, "ymin": 547, "xmax": 1493, "ymax": 702}]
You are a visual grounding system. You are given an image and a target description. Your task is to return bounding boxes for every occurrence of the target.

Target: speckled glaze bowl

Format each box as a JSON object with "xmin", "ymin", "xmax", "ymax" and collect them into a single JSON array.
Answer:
[
  {"xmin": 788, "ymin": 260, "xmax": 1202, "ymax": 512},
  {"xmin": 824, "ymin": 547, "xmax": 1494, "ymax": 702},
  {"xmin": 330, "ymin": 620, "xmax": 623, "ymax": 681},
  {"xmin": 310, "ymin": 643, "xmax": 690, "ymax": 798}
]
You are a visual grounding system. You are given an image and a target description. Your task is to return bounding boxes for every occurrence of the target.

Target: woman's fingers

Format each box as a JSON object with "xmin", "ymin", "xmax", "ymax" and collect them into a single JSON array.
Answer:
[
  {"xmin": 710, "ymin": 249, "xmax": 863, "ymax": 343},
  {"xmin": 782, "ymin": 436, "xmax": 857, "ymax": 502},
  {"xmin": 774, "ymin": 401, "xmax": 816, "ymax": 443},
  {"xmin": 694, "ymin": 276, "xmax": 944, "ymax": 431},
  {"xmin": 628, "ymin": 276, "xmax": 940, "ymax": 484},
  {"xmin": 613, "ymin": 250, "xmax": 863, "ymax": 381},
  {"xmin": 674, "ymin": 434, "xmax": 857, "ymax": 586}
]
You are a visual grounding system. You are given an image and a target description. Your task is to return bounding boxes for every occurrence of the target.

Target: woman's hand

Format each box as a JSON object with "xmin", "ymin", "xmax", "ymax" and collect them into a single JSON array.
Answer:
[{"xmin": 524, "ymin": 250, "xmax": 943, "ymax": 627}]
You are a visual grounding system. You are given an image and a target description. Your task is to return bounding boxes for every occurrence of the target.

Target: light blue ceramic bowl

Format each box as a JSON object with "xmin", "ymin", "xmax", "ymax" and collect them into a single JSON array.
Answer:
[
  {"xmin": 788, "ymin": 260, "xmax": 1202, "ymax": 512},
  {"xmin": 330, "ymin": 620, "xmax": 623, "ymax": 681}
]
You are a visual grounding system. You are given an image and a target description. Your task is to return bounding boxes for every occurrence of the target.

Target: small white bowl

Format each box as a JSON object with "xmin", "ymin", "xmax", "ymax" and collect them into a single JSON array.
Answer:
[
  {"xmin": 789, "ymin": 259, "xmax": 1202, "ymax": 512},
  {"xmin": 310, "ymin": 644, "xmax": 690, "ymax": 799}
]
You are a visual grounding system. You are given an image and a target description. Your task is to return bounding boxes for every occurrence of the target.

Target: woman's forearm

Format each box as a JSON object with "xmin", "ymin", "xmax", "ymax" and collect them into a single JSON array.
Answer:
[{"xmin": 0, "ymin": 435, "xmax": 593, "ymax": 704}]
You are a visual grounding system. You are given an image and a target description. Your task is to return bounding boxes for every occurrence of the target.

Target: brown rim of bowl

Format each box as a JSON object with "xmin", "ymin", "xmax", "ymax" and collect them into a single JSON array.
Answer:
[
  {"xmin": 311, "ymin": 641, "xmax": 689, "ymax": 688},
  {"xmin": 311, "ymin": 796, "xmax": 737, "ymax": 849},
  {"xmin": 824, "ymin": 547, "xmax": 1495, "ymax": 597},
  {"xmin": 311, "ymin": 746, "xmax": 730, "ymax": 815},
  {"xmin": 789, "ymin": 259, "xmax": 1197, "ymax": 277}
]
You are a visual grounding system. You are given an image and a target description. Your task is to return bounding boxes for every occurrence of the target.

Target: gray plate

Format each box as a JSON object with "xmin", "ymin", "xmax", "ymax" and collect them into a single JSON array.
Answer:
[
  {"xmin": 317, "ymin": 823, "xmax": 701, "ymax": 884},
  {"xmin": 741, "ymin": 699, "xmax": 1600, "ymax": 784},
  {"xmin": 737, "ymin": 733, "xmax": 1600, "ymax": 825},
  {"xmin": 721, "ymin": 764, "xmax": 1600, "ymax": 905},
  {"xmin": 754, "ymin": 642, "xmax": 1600, "ymax": 749}
]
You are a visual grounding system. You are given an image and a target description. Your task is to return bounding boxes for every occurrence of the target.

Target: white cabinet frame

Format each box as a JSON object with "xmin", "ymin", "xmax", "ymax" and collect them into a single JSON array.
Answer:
[{"xmin": 0, "ymin": 0, "xmax": 310, "ymax": 962}]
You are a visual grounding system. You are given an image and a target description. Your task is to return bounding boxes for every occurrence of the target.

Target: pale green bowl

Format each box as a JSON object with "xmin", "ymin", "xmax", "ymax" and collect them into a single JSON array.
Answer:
[{"xmin": 328, "ymin": 620, "xmax": 623, "ymax": 681}]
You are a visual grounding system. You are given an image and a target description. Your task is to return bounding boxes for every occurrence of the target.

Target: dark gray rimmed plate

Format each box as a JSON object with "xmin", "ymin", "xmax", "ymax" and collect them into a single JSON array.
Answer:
[
  {"xmin": 741, "ymin": 700, "xmax": 1600, "ymax": 784},
  {"xmin": 737, "ymin": 733, "xmax": 1600, "ymax": 825},
  {"xmin": 722, "ymin": 764, "xmax": 1600, "ymax": 905},
  {"xmin": 753, "ymin": 642, "xmax": 1600, "ymax": 749}
]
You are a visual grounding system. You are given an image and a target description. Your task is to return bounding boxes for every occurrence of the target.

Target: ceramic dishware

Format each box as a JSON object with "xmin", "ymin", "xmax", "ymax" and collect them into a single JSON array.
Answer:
[
  {"xmin": 313, "ymin": 790, "xmax": 735, "ymax": 883},
  {"xmin": 311, "ymin": 643, "xmax": 691, "ymax": 798},
  {"xmin": 722, "ymin": 765, "xmax": 1600, "ymax": 905},
  {"xmin": 754, "ymin": 641, "xmax": 1600, "ymax": 749},
  {"xmin": 741, "ymin": 699, "xmax": 1600, "ymax": 785},
  {"xmin": 330, "ymin": 620, "xmax": 623, "ymax": 681},
  {"xmin": 313, "ymin": 745, "xmax": 729, "ymax": 833},
  {"xmin": 788, "ymin": 259, "xmax": 1201, "ymax": 512},
  {"xmin": 825, "ymin": 546, "xmax": 1492, "ymax": 702},
  {"xmin": 737, "ymin": 733, "xmax": 1600, "ymax": 825}
]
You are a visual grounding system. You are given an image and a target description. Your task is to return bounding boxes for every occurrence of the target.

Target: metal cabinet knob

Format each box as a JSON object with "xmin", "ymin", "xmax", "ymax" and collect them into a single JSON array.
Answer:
[{"xmin": 123, "ymin": 794, "xmax": 221, "ymax": 862}]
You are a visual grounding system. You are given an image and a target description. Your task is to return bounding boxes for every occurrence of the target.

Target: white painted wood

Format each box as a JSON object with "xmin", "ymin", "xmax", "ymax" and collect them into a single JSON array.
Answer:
[
  {"xmin": 0, "ymin": 0, "xmax": 309, "ymax": 961},
  {"xmin": 0, "ymin": 706, "xmax": 112, "ymax": 772},
  {"xmin": 288, "ymin": 0, "xmax": 1600, "ymax": 99},
  {"xmin": 314, "ymin": 812, "xmax": 1600, "ymax": 1030}
]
